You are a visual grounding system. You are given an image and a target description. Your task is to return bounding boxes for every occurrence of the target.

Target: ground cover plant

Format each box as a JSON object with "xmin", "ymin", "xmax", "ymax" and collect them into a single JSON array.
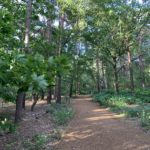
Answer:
[{"xmin": 93, "ymin": 89, "xmax": 150, "ymax": 129}]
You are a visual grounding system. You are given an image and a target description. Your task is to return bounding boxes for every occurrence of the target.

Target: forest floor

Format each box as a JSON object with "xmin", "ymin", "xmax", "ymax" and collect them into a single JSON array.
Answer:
[
  {"xmin": 0, "ymin": 100, "xmax": 57, "ymax": 150},
  {"xmin": 53, "ymin": 96, "xmax": 150, "ymax": 150}
]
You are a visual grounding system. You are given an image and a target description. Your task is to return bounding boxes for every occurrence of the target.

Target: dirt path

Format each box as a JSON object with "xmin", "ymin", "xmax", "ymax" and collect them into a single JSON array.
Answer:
[{"xmin": 54, "ymin": 96, "xmax": 150, "ymax": 150}]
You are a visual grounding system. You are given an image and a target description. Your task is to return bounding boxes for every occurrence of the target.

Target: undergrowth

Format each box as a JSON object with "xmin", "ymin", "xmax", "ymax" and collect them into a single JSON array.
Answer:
[
  {"xmin": 46, "ymin": 103, "xmax": 74, "ymax": 125},
  {"xmin": 93, "ymin": 89, "xmax": 150, "ymax": 129},
  {"xmin": 0, "ymin": 114, "xmax": 16, "ymax": 135}
]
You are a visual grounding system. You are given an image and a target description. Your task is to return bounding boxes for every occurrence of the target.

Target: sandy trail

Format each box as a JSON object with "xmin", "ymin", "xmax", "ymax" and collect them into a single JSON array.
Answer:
[{"xmin": 54, "ymin": 96, "xmax": 150, "ymax": 150}]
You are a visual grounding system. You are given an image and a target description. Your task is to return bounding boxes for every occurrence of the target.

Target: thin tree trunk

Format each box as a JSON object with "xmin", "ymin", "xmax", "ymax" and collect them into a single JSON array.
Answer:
[
  {"xmin": 102, "ymin": 62, "xmax": 107, "ymax": 89},
  {"xmin": 139, "ymin": 55, "xmax": 145, "ymax": 88},
  {"xmin": 138, "ymin": 35, "xmax": 145, "ymax": 88},
  {"xmin": 69, "ymin": 79, "xmax": 73, "ymax": 98},
  {"xmin": 24, "ymin": 0, "xmax": 32, "ymax": 52},
  {"xmin": 113, "ymin": 57, "xmax": 119, "ymax": 94},
  {"xmin": 46, "ymin": 9, "xmax": 53, "ymax": 102},
  {"xmin": 15, "ymin": 90, "xmax": 25, "ymax": 123},
  {"xmin": 56, "ymin": 75, "xmax": 61, "ymax": 104},
  {"xmin": 105, "ymin": 65, "xmax": 111, "ymax": 89},
  {"xmin": 47, "ymin": 18, "xmax": 52, "ymax": 43},
  {"xmin": 41, "ymin": 90, "xmax": 45, "ymax": 100},
  {"xmin": 127, "ymin": 49, "xmax": 134, "ymax": 92},
  {"xmin": 114, "ymin": 67, "xmax": 119, "ymax": 94},
  {"xmin": 55, "ymin": 13, "xmax": 64, "ymax": 103},
  {"xmin": 54, "ymin": 84, "xmax": 57, "ymax": 100},
  {"xmin": 96, "ymin": 58, "xmax": 101, "ymax": 93},
  {"xmin": 47, "ymin": 87, "xmax": 52, "ymax": 104},
  {"xmin": 77, "ymin": 81, "xmax": 80, "ymax": 95},
  {"xmin": 21, "ymin": 0, "xmax": 32, "ymax": 113},
  {"xmin": 31, "ymin": 94, "xmax": 39, "ymax": 111}
]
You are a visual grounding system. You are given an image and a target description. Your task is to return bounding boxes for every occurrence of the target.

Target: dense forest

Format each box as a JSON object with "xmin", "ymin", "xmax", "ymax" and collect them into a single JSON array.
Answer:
[{"xmin": 0, "ymin": 0, "xmax": 150, "ymax": 149}]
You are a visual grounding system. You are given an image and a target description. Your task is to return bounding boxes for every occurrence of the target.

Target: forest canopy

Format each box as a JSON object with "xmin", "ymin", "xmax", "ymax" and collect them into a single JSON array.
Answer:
[{"xmin": 0, "ymin": 0, "xmax": 150, "ymax": 123}]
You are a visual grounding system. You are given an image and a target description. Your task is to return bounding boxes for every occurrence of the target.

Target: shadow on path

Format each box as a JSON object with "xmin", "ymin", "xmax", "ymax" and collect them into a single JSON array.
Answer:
[{"xmin": 53, "ymin": 96, "xmax": 150, "ymax": 150}]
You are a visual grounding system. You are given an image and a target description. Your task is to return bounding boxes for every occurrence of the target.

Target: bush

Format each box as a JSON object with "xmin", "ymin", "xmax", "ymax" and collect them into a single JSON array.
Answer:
[
  {"xmin": 23, "ymin": 134, "xmax": 48, "ymax": 150},
  {"xmin": 126, "ymin": 107, "xmax": 141, "ymax": 117},
  {"xmin": 135, "ymin": 89, "xmax": 150, "ymax": 103},
  {"xmin": 140, "ymin": 106, "xmax": 150, "ymax": 128},
  {"xmin": 0, "ymin": 117, "xmax": 16, "ymax": 135},
  {"xmin": 93, "ymin": 90, "xmax": 150, "ymax": 129},
  {"xmin": 46, "ymin": 103, "xmax": 74, "ymax": 125},
  {"xmin": 93, "ymin": 91, "xmax": 113, "ymax": 106},
  {"xmin": 93, "ymin": 89, "xmax": 146, "ymax": 106}
]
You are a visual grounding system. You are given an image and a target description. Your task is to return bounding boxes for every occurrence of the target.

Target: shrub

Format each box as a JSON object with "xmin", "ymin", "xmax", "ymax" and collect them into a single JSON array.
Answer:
[
  {"xmin": 46, "ymin": 103, "xmax": 74, "ymax": 125},
  {"xmin": 135, "ymin": 89, "xmax": 150, "ymax": 103},
  {"xmin": 93, "ymin": 91, "xmax": 150, "ymax": 129},
  {"xmin": 141, "ymin": 111, "xmax": 150, "ymax": 128},
  {"xmin": 93, "ymin": 92, "xmax": 113, "ymax": 106},
  {"xmin": 126, "ymin": 107, "xmax": 141, "ymax": 117},
  {"xmin": 0, "ymin": 116, "xmax": 16, "ymax": 135},
  {"xmin": 23, "ymin": 134, "xmax": 48, "ymax": 150}
]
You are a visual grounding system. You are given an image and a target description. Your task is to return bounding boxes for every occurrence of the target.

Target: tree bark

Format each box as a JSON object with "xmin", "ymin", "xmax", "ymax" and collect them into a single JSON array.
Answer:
[
  {"xmin": 24, "ymin": 0, "xmax": 32, "ymax": 52},
  {"xmin": 127, "ymin": 49, "xmax": 134, "ymax": 92},
  {"xmin": 47, "ymin": 87, "xmax": 52, "ymax": 104},
  {"xmin": 15, "ymin": 90, "xmax": 25, "ymax": 123},
  {"xmin": 56, "ymin": 75, "xmax": 61, "ymax": 104},
  {"xmin": 113, "ymin": 57, "xmax": 119, "ymax": 94},
  {"xmin": 47, "ymin": 18, "xmax": 52, "ymax": 43},
  {"xmin": 102, "ymin": 62, "xmax": 107, "ymax": 89},
  {"xmin": 31, "ymin": 94, "xmax": 39, "ymax": 111},
  {"xmin": 96, "ymin": 58, "xmax": 101, "ymax": 93},
  {"xmin": 41, "ymin": 90, "xmax": 45, "ymax": 100},
  {"xmin": 69, "ymin": 79, "xmax": 73, "ymax": 98},
  {"xmin": 22, "ymin": 92, "xmax": 26, "ymax": 109},
  {"xmin": 138, "ymin": 35, "xmax": 145, "ymax": 88},
  {"xmin": 55, "ymin": 12, "xmax": 64, "ymax": 103},
  {"xmin": 139, "ymin": 54, "xmax": 145, "ymax": 88}
]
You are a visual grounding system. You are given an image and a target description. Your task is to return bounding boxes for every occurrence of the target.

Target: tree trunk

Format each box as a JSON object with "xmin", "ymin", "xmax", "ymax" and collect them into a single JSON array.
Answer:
[
  {"xmin": 24, "ymin": 0, "xmax": 32, "ymax": 52},
  {"xmin": 102, "ymin": 62, "xmax": 107, "ymax": 89},
  {"xmin": 138, "ymin": 35, "xmax": 145, "ymax": 88},
  {"xmin": 47, "ymin": 18, "xmax": 52, "ymax": 43},
  {"xmin": 127, "ymin": 49, "xmax": 134, "ymax": 92},
  {"xmin": 96, "ymin": 58, "xmax": 101, "ymax": 93},
  {"xmin": 114, "ymin": 66, "xmax": 119, "ymax": 94},
  {"xmin": 55, "ymin": 12, "xmax": 64, "ymax": 103},
  {"xmin": 15, "ymin": 90, "xmax": 25, "ymax": 123},
  {"xmin": 47, "ymin": 87, "xmax": 52, "ymax": 104},
  {"xmin": 22, "ymin": 92, "xmax": 26, "ymax": 109},
  {"xmin": 69, "ymin": 79, "xmax": 73, "ymax": 98},
  {"xmin": 77, "ymin": 81, "xmax": 80, "ymax": 95},
  {"xmin": 56, "ymin": 75, "xmax": 61, "ymax": 104},
  {"xmin": 31, "ymin": 94, "xmax": 39, "ymax": 111},
  {"xmin": 105, "ymin": 65, "xmax": 111, "ymax": 89},
  {"xmin": 113, "ymin": 57, "xmax": 119, "ymax": 94},
  {"xmin": 139, "ymin": 54, "xmax": 145, "ymax": 88},
  {"xmin": 41, "ymin": 90, "xmax": 45, "ymax": 100}
]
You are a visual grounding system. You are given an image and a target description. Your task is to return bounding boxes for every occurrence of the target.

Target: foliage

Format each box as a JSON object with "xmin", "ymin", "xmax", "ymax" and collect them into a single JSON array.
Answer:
[
  {"xmin": 134, "ymin": 89, "xmax": 150, "ymax": 103},
  {"xmin": 94, "ymin": 90, "xmax": 137, "ymax": 106},
  {"xmin": 0, "ymin": 117, "xmax": 16, "ymax": 135},
  {"xmin": 93, "ymin": 91, "xmax": 150, "ymax": 128},
  {"xmin": 22, "ymin": 134, "xmax": 48, "ymax": 150},
  {"xmin": 0, "ymin": 86, "xmax": 17, "ymax": 103},
  {"xmin": 46, "ymin": 103, "xmax": 74, "ymax": 125}
]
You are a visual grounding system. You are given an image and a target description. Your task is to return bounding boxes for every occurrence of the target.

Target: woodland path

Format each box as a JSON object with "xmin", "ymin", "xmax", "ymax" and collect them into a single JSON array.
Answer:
[{"xmin": 54, "ymin": 96, "xmax": 150, "ymax": 150}]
